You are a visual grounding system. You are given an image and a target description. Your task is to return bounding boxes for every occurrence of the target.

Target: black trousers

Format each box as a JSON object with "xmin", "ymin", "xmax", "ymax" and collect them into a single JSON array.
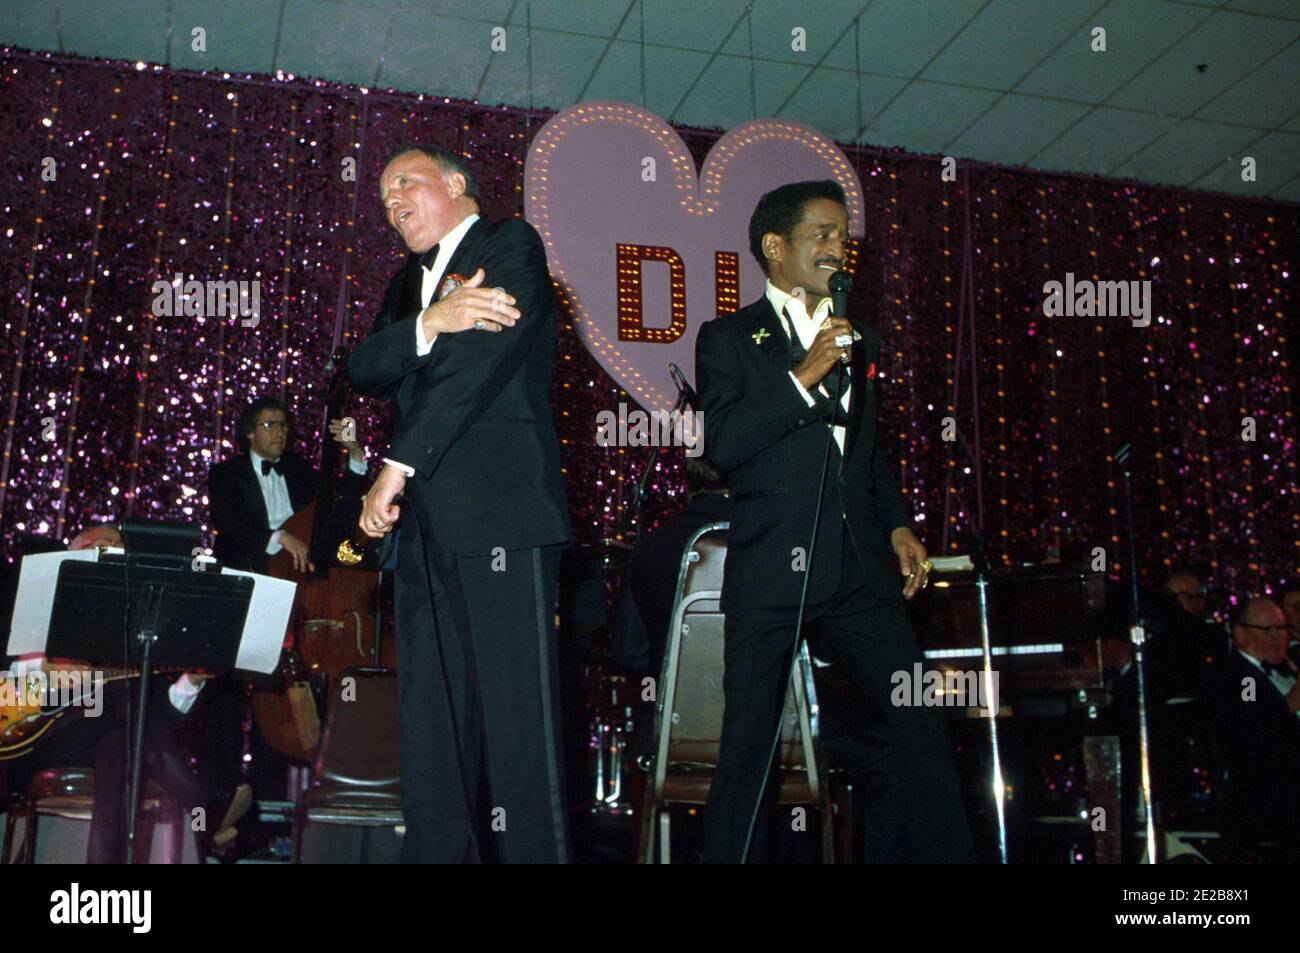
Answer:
[
  {"xmin": 703, "ymin": 524, "xmax": 975, "ymax": 863},
  {"xmin": 393, "ymin": 496, "xmax": 570, "ymax": 863}
]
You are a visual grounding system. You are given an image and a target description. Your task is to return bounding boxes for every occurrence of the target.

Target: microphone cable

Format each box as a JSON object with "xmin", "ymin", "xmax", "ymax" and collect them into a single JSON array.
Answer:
[{"xmin": 738, "ymin": 358, "xmax": 846, "ymax": 863}]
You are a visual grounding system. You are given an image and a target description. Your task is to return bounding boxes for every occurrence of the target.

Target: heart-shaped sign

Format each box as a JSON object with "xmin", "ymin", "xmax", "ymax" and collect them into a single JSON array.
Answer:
[{"xmin": 525, "ymin": 102, "xmax": 864, "ymax": 415}]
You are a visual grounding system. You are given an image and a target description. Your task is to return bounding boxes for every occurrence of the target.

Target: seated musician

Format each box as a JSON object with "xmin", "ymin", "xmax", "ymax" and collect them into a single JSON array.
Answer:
[
  {"xmin": 1209, "ymin": 596, "xmax": 1300, "ymax": 860},
  {"xmin": 1, "ymin": 524, "xmax": 245, "ymax": 862},
  {"xmin": 203, "ymin": 396, "xmax": 367, "ymax": 851},
  {"xmin": 208, "ymin": 396, "xmax": 368, "ymax": 573}
]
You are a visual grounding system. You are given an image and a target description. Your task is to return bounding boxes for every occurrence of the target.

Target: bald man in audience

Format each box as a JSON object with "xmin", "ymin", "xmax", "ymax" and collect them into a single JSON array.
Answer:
[{"xmin": 1212, "ymin": 597, "xmax": 1300, "ymax": 859}]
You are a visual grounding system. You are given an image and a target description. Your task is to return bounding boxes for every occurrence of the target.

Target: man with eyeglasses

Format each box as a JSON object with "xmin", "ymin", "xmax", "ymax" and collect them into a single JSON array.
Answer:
[
  {"xmin": 1211, "ymin": 597, "xmax": 1300, "ymax": 859},
  {"xmin": 208, "ymin": 396, "xmax": 367, "ymax": 574}
]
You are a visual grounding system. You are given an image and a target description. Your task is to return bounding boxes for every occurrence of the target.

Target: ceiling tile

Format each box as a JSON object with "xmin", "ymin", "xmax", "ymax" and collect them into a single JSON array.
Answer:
[
  {"xmin": 1190, "ymin": 130, "xmax": 1300, "ymax": 195},
  {"xmin": 856, "ymin": 0, "xmax": 986, "ymax": 78},
  {"xmin": 577, "ymin": 38, "xmax": 646, "ymax": 104},
  {"xmin": 921, "ymin": 0, "xmax": 1102, "ymax": 90},
  {"xmin": 869, "ymin": 80, "xmax": 1002, "ymax": 154},
  {"xmin": 623, "ymin": 0, "xmax": 748, "ymax": 53},
  {"xmin": 643, "ymin": 46, "xmax": 714, "ymax": 122},
  {"xmin": 477, "ymin": 28, "xmax": 608, "ymax": 109},
  {"xmin": 380, "ymin": 17, "xmax": 488, "ymax": 98},
  {"xmin": 1108, "ymin": 9, "xmax": 1298, "ymax": 114},
  {"xmin": 522, "ymin": 30, "xmax": 609, "ymax": 107},
  {"xmin": 526, "ymin": 0, "xmax": 634, "ymax": 36},
  {"xmin": 55, "ymin": 0, "xmax": 169, "ymax": 64},
  {"xmin": 755, "ymin": 60, "xmax": 812, "ymax": 117},
  {"xmin": 1110, "ymin": 117, "xmax": 1264, "ymax": 185},
  {"xmin": 779, "ymin": 68, "xmax": 908, "ymax": 143},
  {"xmin": 947, "ymin": 94, "xmax": 1092, "ymax": 164},
  {"xmin": 0, "ymin": 0, "xmax": 59, "ymax": 53},
  {"xmin": 169, "ymin": 0, "xmax": 280, "ymax": 74},
  {"xmin": 351, "ymin": 0, "xmax": 516, "ymax": 21},
  {"xmin": 1224, "ymin": 0, "xmax": 1300, "ymax": 16},
  {"xmin": 718, "ymin": 0, "xmax": 859, "ymax": 68},
  {"xmin": 672, "ymin": 52, "xmax": 750, "ymax": 127},
  {"xmin": 1030, "ymin": 106, "xmax": 1179, "ymax": 174},
  {"xmin": 1016, "ymin": 0, "xmax": 1208, "ymax": 103},
  {"xmin": 1194, "ymin": 39, "xmax": 1300, "ymax": 127},
  {"xmin": 275, "ymin": 0, "xmax": 391, "ymax": 85}
]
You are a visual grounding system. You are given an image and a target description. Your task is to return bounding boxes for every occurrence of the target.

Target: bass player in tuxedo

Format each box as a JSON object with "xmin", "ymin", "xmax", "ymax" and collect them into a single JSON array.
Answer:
[
  {"xmin": 208, "ymin": 396, "xmax": 368, "ymax": 574},
  {"xmin": 694, "ymin": 180, "xmax": 975, "ymax": 863},
  {"xmin": 348, "ymin": 145, "xmax": 571, "ymax": 863}
]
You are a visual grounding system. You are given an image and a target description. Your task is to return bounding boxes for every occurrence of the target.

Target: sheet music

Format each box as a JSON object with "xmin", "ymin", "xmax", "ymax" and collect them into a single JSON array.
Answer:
[
  {"xmin": 5, "ymin": 550, "xmax": 99, "ymax": 657},
  {"xmin": 219, "ymin": 567, "xmax": 294, "ymax": 674},
  {"xmin": 4, "ymin": 550, "xmax": 293, "ymax": 675}
]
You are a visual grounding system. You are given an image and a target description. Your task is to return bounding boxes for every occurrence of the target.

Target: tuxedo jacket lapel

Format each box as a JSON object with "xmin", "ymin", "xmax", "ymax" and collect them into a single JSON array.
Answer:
[
  {"xmin": 843, "ymin": 319, "xmax": 870, "ymax": 458},
  {"xmin": 398, "ymin": 254, "xmax": 423, "ymax": 318},
  {"xmin": 436, "ymin": 218, "xmax": 489, "ymax": 297},
  {"xmin": 747, "ymin": 298, "xmax": 793, "ymax": 376},
  {"xmin": 234, "ymin": 455, "xmax": 271, "ymax": 532}
]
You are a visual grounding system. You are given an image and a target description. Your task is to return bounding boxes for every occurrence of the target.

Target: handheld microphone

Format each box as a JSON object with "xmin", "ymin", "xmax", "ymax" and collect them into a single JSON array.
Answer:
[
  {"xmin": 828, "ymin": 270, "xmax": 852, "ymax": 319},
  {"xmin": 668, "ymin": 362, "xmax": 698, "ymax": 409}
]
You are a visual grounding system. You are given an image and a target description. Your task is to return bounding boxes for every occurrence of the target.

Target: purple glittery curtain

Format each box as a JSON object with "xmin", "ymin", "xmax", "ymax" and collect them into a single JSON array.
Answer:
[{"xmin": 0, "ymin": 49, "xmax": 1295, "ymax": 599}]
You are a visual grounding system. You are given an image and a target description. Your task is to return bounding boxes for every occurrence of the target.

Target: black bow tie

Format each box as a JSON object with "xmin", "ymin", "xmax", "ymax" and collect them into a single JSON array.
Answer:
[
  {"xmin": 260, "ymin": 458, "xmax": 283, "ymax": 477},
  {"xmin": 418, "ymin": 244, "xmax": 440, "ymax": 271},
  {"xmin": 1264, "ymin": 661, "xmax": 1293, "ymax": 677}
]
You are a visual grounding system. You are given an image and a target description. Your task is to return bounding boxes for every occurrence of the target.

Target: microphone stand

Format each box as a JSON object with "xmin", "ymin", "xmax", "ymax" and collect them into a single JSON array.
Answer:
[
  {"xmin": 1116, "ymin": 442, "xmax": 1158, "ymax": 863},
  {"xmin": 970, "ymin": 533, "xmax": 1009, "ymax": 864},
  {"xmin": 739, "ymin": 318, "xmax": 847, "ymax": 864},
  {"xmin": 615, "ymin": 382, "xmax": 691, "ymax": 545}
]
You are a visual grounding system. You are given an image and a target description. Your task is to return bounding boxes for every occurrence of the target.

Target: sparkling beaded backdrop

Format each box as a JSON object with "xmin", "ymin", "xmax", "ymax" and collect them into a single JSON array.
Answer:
[{"xmin": 0, "ymin": 49, "xmax": 1295, "ymax": 599}]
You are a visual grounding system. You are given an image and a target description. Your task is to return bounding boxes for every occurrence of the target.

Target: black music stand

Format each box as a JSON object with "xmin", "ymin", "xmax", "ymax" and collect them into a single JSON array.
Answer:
[{"xmin": 44, "ymin": 520, "xmax": 253, "ymax": 863}]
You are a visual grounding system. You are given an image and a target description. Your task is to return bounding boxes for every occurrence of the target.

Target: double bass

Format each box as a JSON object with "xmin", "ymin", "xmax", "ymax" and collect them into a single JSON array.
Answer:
[{"xmin": 253, "ymin": 349, "xmax": 395, "ymax": 762}]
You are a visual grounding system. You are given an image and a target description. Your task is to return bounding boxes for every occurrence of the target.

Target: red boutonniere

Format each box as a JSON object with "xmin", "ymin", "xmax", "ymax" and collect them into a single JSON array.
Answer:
[
  {"xmin": 866, "ymin": 362, "xmax": 877, "ymax": 380},
  {"xmin": 438, "ymin": 273, "xmax": 471, "ymax": 300}
]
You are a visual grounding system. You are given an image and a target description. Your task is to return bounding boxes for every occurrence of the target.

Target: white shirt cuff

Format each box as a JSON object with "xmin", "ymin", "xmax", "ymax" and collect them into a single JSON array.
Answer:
[
  {"xmin": 347, "ymin": 453, "xmax": 367, "ymax": 476},
  {"xmin": 383, "ymin": 458, "xmax": 416, "ymax": 478},
  {"xmin": 789, "ymin": 371, "xmax": 818, "ymax": 407},
  {"xmin": 266, "ymin": 529, "xmax": 283, "ymax": 555},
  {"xmin": 415, "ymin": 314, "xmax": 438, "ymax": 357},
  {"xmin": 168, "ymin": 674, "xmax": 205, "ymax": 714}
]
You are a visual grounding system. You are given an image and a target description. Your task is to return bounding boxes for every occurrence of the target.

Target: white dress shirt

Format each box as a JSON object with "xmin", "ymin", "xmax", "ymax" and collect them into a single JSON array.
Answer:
[
  {"xmin": 765, "ymin": 280, "xmax": 851, "ymax": 454},
  {"xmin": 251, "ymin": 446, "xmax": 368, "ymax": 555},
  {"xmin": 386, "ymin": 211, "xmax": 481, "ymax": 477}
]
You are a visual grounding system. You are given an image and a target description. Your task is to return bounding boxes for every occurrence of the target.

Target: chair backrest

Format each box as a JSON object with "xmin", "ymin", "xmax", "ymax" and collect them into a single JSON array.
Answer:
[
  {"xmin": 653, "ymin": 525, "xmax": 821, "ymax": 797},
  {"xmin": 312, "ymin": 667, "xmax": 399, "ymax": 787}
]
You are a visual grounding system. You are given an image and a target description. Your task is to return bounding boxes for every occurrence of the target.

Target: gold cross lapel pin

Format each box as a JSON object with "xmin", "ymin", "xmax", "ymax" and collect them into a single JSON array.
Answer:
[{"xmin": 752, "ymin": 327, "xmax": 771, "ymax": 345}]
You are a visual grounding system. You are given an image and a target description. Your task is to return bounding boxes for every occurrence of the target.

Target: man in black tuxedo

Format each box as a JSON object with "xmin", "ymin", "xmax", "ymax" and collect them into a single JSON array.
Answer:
[
  {"xmin": 349, "ymin": 145, "xmax": 571, "ymax": 863},
  {"xmin": 208, "ymin": 396, "xmax": 367, "ymax": 574},
  {"xmin": 694, "ymin": 180, "xmax": 974, "ymax": 863},
  {"xmin": 1211, "ymin": 597, "xmax": 1300, "ymax": 859}
]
